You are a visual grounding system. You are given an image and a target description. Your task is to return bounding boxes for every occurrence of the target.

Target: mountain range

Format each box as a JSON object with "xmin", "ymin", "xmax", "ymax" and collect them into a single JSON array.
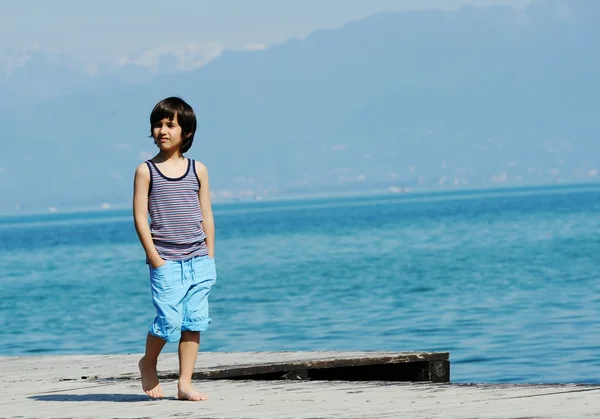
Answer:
[{"xmin": 1, "ymin": 0, "xmax": 599, "ymax": 213}]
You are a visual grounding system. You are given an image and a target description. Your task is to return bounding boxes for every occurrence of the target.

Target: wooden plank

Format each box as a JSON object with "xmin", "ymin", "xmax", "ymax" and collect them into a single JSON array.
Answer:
[
  {"xmin": 0, "ymin": 351, "xmax": 449, "ymax": 382},
  {"xmin": 181, "ymin": 351, "xmax": 448, "ymax": 381},
  {"xmin": 429, "ymin": 360, "xmax": 450, "ymax": 383}
]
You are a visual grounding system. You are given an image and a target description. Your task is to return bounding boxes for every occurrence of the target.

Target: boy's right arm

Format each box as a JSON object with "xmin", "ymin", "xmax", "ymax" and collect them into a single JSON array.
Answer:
[{"xmin": 133, "ymin": 163, "xmax": 164, "ymax": 268}]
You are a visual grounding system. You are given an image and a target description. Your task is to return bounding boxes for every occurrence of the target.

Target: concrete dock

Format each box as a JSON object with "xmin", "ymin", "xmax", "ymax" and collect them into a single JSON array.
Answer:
[{"xmin": 1, "ymin": 351, "xmax": 599, "ymax": 418}]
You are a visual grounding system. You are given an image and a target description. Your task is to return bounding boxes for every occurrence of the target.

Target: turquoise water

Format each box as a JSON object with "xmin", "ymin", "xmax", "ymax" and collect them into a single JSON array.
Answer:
[{"xmin": 1, "ymin": 185, "xmax": 600, "ymax": 384}]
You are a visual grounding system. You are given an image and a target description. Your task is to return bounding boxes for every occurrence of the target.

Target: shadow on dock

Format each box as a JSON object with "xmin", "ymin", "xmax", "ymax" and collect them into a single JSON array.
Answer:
[{"xmin": 29, "ymin": 394, "xmax": 153, "ymax": 402}]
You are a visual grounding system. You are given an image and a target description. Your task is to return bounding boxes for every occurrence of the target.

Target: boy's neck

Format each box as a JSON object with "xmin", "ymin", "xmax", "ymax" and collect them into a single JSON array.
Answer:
[{"xmin": 156, "ymin": 150, "xmax": 185, "ymax": 162}]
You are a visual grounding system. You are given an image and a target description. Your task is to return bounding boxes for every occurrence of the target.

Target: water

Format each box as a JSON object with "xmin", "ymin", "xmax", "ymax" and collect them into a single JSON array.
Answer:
[{"xmin": 1, "ymin": 185, "xmax": 600, "ymax": 384}]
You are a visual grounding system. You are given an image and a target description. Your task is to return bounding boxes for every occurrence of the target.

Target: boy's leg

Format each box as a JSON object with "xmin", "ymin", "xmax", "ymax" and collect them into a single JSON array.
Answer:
[
  {"xmin": 177, "ymin": 331, "xmax": 207, "ymax": 401},
  {"xmin": 139, "ymin": 332, "xmax": 167, "ymax": 398},
  {"xmin": 140, "ymin": 260, "xmax": 186, "ymax": 398},
  {"xmin": 177, "ymin": 255, "xmax": 217, "ymax": 401}
]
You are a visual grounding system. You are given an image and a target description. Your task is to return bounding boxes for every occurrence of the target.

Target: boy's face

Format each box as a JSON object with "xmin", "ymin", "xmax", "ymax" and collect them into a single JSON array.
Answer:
[{"xmin": 152, "ymin": 113, "xmax": 186, "ymax": 151}]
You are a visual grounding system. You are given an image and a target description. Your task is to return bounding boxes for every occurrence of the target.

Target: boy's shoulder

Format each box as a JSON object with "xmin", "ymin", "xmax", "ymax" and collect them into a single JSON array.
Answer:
[
  {"xmin": 193, "ymin": 159, "xmax": 209, "ymax": 175},
  {"xmin": 134, "ymin": 161, "xmax": 151, "ymax": 177}
]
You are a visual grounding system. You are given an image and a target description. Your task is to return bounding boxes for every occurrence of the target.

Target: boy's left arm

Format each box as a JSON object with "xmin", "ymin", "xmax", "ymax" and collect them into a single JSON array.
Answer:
[{"xmin": 197, "ymin": 161, "xmax": 215, "ymax": 258}]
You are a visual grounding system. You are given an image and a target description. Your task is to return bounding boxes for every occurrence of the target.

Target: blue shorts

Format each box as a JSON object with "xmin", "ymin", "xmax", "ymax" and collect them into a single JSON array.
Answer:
[{"xmin": 148, "ymin": 255, "xmax": 217, "ymax": 342}]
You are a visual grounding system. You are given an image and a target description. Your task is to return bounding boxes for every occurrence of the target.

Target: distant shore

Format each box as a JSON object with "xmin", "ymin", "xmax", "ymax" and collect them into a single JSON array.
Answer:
[{"xmin": 1, "ymin": 180, "xmax": 600, "ymax": 219}]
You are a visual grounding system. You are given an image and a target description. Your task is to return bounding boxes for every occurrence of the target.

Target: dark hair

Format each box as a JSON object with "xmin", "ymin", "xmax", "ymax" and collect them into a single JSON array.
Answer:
[{"xmin": 150, "ymin": 97, "xmax": 197, "ymax": 153}]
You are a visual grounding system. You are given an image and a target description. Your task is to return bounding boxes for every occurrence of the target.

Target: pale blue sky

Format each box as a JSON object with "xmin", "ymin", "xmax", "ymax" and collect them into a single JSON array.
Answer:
[{"xmin": 1, "ymin": 0, "xmax": 532, "ymax": 66}]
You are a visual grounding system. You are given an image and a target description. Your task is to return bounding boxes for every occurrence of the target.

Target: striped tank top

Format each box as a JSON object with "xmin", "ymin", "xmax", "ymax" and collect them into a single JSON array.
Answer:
[{"xmin": 146, "ymin": 158, "xmax": 208, "ymax": 261}]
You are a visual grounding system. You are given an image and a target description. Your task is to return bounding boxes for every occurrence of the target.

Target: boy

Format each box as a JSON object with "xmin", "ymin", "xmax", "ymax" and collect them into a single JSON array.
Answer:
[{"xmin": 132, "ymin": 96, "xmax": 216, "ymax": 401}]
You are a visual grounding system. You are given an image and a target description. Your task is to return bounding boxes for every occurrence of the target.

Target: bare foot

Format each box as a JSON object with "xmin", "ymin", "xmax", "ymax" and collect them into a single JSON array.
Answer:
[
  {"xmin": 139, "ymin": 357, "xmax": 164, "ymax": 399},
  {"xmin": 177, "ymin": 382, "xmax": 208, "ymax": 401}
]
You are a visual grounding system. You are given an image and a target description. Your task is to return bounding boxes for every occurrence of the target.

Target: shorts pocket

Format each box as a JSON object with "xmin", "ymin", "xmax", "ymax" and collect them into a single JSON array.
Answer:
[
  {"xmin": 151, "ymin": 260, "xmax": 170, "ymax": 271},
  {"xmin": 150, "ymin": 261, "xmax": 176, "ymax": 293}
]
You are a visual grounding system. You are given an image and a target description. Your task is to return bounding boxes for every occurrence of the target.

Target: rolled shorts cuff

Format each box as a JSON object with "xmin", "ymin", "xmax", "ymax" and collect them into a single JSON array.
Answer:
[
  {"xmin": 148, "ymin": 325, "xmax": 181, "ymax": 343},
  {"xmin": 182, "ymin": 319, "xmax": 212, "ymax": 333}
]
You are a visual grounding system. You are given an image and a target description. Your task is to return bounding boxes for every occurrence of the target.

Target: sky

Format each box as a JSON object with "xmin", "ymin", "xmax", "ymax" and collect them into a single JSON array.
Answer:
[{"xmin": 1, "ymin": 0, "xmax": 532, "ymax": 68}]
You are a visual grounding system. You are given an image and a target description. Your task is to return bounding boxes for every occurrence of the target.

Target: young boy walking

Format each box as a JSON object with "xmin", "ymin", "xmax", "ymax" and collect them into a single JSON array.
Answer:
[{"xmin": 132, "ymin": 97, "xmax": 216, "ymax": 401}]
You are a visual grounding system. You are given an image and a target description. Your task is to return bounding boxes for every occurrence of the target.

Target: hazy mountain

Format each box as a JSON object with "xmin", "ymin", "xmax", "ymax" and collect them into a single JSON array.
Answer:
[
  {"xmin": 114, "ymin": 41, "xmax": 225, "ymax": 74},
  {"xmin": 0, "ymin": 42, "xmax": 225, "ymax": 107},
  {"xmin": 1, "ymin": 0, "xmax": 599, "ymax": 213},
  {"xmin": 0, "ymin": 49, "xmax": 91, "ymax": 107}
]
